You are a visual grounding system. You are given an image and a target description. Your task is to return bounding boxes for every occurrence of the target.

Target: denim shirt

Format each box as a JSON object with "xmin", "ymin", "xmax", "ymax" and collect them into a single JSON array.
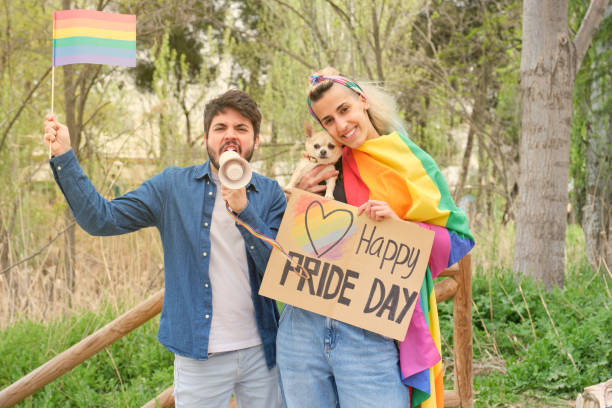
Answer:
[{"xmin": 50, "ymin": 149, "xmax": 286, "ymax": 368}]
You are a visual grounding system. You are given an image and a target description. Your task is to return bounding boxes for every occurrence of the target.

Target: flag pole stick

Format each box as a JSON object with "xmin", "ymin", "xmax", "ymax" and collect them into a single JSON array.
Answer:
[
  {"xmin": 49, "ymin": 66, "xmax": 54, "ymax": 159},
  {"xmin": 51, "ymin": 66, "xmax": 54, "ymax": 113},
  {"xmin": 49, "ymin": 12, "xmax": 55, "ymax": 159}
]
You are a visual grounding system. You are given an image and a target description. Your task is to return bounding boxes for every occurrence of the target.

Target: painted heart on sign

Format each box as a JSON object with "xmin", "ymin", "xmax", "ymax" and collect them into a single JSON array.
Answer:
[{"xmin": 304, "ymin": 200, "xmax": 355, "ymax": 258}]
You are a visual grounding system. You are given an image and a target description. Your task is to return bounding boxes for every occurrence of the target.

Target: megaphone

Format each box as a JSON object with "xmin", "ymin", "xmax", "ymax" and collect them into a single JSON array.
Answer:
[{"xmin": 218, "ymin": 150, "xmax": 252, "ymax": 189}]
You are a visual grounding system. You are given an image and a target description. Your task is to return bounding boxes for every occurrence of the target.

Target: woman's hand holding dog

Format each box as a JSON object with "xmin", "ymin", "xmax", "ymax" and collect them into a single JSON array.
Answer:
[{"xmin": 295, "ymin": 165, "xmax": 339, "ymax": 194}]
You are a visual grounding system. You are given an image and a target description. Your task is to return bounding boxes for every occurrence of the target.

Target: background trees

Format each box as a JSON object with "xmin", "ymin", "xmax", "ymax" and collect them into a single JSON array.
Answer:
[
  {"xmin": 514, "ymin": 0, "xmax": 609, "ymax": 288},
  {"xmin": 572, "ymin": 3, "xmax": 612, "ymax": 271},
  {"xmin": 1, "ymin": 0, "xmax": 611, "ymax": 404},
  {"xmin": 0, "ymin": 0, "xmax": 610, "ymax": 316}
]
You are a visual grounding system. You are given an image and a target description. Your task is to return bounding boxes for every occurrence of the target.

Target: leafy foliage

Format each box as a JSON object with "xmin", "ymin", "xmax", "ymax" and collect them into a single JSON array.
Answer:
[
  {"xmin": 0, "ymin": 304, "xmax": 173, "ymax": 406},
  {"xmin": 438, "ymin": 227, "xmax": 612, "ymax": 406}
]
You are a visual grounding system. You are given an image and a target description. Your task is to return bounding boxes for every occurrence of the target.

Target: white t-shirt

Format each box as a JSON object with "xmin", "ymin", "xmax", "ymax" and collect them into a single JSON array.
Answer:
[{"xmin": 207, "ymin": 173, "xmax": 261, "ymax": 353}]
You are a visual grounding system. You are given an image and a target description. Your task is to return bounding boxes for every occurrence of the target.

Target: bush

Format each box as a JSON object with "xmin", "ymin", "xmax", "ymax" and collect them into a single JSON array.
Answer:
[{"xmin": 438, "ymin": 247, "xmax": 612, "ymax": 406}]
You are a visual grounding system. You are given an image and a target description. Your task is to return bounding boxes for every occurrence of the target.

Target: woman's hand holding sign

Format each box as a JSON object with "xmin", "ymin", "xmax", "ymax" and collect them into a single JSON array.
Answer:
[
  {"xmin": 44, "ymin": 114, "xmax": 71, "ymax": 157},
  {"xmin": 357, "ymin": 200, "xmax": 400, "ymax": 222}
]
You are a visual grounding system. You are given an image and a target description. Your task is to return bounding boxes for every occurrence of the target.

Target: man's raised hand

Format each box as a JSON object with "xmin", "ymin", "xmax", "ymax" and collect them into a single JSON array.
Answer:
[{"xmin": 44, "ymin": 114, "xmax": 71, "ymax": 157}]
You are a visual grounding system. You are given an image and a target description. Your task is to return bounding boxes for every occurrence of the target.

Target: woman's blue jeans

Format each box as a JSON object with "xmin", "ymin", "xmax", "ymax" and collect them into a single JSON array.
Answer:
[{"xmin": 277, "ymin": 305, "xmax": 411, "ymax": 407}]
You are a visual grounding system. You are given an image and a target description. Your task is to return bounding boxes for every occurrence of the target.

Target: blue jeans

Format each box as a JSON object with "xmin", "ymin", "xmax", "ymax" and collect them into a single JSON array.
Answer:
[
  {"xmin": 277, "ymin": 306, "xmax": 411, "ymax": 407},
  {"xmin": 173, "ymin": 345, "xmax": 282, "ymax": 408}
]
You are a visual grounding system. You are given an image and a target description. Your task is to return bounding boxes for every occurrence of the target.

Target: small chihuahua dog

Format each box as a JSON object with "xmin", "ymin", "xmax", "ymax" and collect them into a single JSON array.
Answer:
[{"xmin": 286, "ymin": 122, "xmax": 343, "ymax": 199}]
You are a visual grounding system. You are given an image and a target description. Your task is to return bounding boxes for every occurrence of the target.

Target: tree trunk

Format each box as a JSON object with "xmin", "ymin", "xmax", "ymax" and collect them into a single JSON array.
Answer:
[
  {"xmin": 583, "ymin": 8, "xmax": 612, "ymax": 269},
  {"xmin": 62, "ymin": 71, "xmax": 77, "ymax": 296},
  {"xmin": 514, "ymin": 1, "xmax": 573, "ymax": 288},
  {"xmin": 63, "ymin": 209, "xmax": 76, "ymax": 299},
  {"xmin": 476, "ymin": 132, "xmax": 488, "ymax": 227},
  {"xmin": 370, "ymin": 5, "xmax": 384, "ymax": 82},
  {"xmin": 0, "ymin": 212, "xmax": 9, "ymax": 275},
  {"xmin": 514, "ymin": 0, "xmax": 609, "ymax": 288},
  {"xmin": 455, "ymin": 63, "xmax": 488, "ymax": 201},
  {"xmin": 455, "ymin": 119, "xmax": 475, "ymax": 202},
  {"xmin": 583, "ymin": 107, "xmax": 612, "ymax": 269}
]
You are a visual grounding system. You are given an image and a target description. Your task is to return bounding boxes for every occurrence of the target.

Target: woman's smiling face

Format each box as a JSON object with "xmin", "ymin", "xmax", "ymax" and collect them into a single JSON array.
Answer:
[{"xmin": 311, "ymin": 83, "xmax": 379, "ymax": 149}]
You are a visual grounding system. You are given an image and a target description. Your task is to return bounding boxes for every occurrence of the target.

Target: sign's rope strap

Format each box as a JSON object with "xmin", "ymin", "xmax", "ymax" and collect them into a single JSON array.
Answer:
[{"xmin": 225, "ymin": 202, "xmax": 310, "ymax": 279}]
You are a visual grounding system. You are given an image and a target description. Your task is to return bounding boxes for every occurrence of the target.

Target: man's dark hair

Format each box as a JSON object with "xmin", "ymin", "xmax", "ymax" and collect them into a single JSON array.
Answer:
[{"xmin": 203, "ymin": 90, "xmax": 262, "ymax": 138}]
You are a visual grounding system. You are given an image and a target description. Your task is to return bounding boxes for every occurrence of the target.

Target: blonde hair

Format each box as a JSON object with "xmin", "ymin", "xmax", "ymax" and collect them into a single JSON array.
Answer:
[{"xmin": 307, "ymin": 67, "xmax": 406, "ymax": 136}]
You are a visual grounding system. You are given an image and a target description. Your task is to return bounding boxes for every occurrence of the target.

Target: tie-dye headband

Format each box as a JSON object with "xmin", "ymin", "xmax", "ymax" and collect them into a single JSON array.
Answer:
[{"xmin": 307, "ymin": 74, "xmax": 367, "ymax": 126}]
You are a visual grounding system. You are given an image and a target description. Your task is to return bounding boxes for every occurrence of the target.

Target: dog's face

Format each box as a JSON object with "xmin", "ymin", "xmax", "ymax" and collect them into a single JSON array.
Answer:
[{"xmin": 304, "ymin": 122, "xmax": 343, "ymax": 165}]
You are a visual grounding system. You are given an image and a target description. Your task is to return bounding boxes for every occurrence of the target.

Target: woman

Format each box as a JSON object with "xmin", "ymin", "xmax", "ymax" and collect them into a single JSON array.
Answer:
[{"xmin": 276, "ymin": 68, "xmax": 475, "ymax": 407}]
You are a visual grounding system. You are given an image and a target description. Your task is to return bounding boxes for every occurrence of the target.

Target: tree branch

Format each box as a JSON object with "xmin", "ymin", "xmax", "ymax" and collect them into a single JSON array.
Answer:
[
  {"xmin": 269, "ymin": 0, "xmax": 332, "ymax": 64},
  {"xmin": 324, "ymin": 0, "xmax": 374, "ymax": 78},
  {"xmin": 0, "ymin": 67, "xmax": 52, "ymax": 152},
  {"xmin": 574, "ymin": 0, "xmax": 610, "ymax": 70},
  {"xmin": 202, "ymin": 15, "xmax": 315, "ymax": 70},
  {"xmin": 0, "ymin": 221, "xmax": 76, "ymax": 276}
]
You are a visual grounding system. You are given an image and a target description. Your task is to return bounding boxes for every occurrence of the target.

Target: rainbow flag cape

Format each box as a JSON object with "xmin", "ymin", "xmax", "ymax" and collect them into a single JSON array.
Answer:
[
  {"xmin": 53, "ymin": 9, "xmax": 136, "ymax": 67},
  {"xmin": 342, "ymin": 132, "xmax": 474, "ymax": 408}
]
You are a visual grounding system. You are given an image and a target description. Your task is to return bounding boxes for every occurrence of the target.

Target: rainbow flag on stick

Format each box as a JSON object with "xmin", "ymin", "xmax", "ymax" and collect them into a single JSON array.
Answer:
[{"xmin": 53, "ymin": 9, "xmax": 136, "ymax": 67}]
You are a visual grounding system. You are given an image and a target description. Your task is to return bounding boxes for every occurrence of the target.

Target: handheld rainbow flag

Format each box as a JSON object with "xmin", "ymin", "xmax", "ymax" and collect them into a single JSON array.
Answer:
[
  {"xmin": 48, "ymin": 9, "xmax": 136, "ymax": 158},
  {"xmin": 52, "ymin": 9, "xmax": 136, "ymax": 67}
]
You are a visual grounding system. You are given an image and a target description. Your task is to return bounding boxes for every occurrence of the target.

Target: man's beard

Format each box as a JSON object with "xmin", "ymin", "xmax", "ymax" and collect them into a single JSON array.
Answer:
[{"xmin": 207, "ymin": 141, "xmax": 254, "ymax": 171}]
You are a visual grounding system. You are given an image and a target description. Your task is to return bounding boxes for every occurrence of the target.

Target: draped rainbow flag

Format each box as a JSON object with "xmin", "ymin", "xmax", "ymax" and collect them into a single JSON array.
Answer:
[
  {"xmin": 342, "ymin": 131, "xmax": 474, "ymax": 408},
  {"xmin": 53, "ymin": 9, "xmax": 136, "ymax": 67}
]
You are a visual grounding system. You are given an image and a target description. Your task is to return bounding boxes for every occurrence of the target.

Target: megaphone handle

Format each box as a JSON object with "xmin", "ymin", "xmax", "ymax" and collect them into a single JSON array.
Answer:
[{"xmin": 225, "ymin": 200, "xmax": 237, "ymax": 214}]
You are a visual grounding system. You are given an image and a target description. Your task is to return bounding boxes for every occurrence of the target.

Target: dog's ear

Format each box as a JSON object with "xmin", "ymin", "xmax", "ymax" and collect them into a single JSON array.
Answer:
[{"xmin": 304, "ymin": 121, "xmax": 313, "ymax": 138}]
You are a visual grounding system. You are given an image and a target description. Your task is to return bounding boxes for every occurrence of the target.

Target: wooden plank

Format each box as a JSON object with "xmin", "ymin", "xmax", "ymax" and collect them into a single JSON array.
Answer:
[
  {"xmin": 142, "ymin": 386, "xmax": 174, "ymax": 408},
  {"xmin": 440, "ymin": 263, "xmax": 460, "ymax": 277},
  {"xmin": 453, "ymin": 254, "xmax": 473, "ymax": 408},
  {"xmin": 435, "ymin": 277, "xmax": 459, "ymax": 303},
  {"xmin": 444, "ymin": 389, "xmax": 460, "ymax": 407},
  {"xmin": 0, "ymin": 290, "xmax": 164, "ymax": 408}
]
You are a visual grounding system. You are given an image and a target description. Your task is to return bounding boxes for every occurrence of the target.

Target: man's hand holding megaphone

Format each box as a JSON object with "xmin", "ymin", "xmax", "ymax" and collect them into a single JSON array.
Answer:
[{"xmin": 219, "ymin": 150, "xmax": 252, "ymax": 213}]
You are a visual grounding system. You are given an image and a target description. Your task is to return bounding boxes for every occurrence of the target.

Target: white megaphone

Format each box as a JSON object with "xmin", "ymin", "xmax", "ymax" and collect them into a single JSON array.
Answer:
[{"xmin": 218, "ymin": 150, "xmax": 252, "ymax": 189}]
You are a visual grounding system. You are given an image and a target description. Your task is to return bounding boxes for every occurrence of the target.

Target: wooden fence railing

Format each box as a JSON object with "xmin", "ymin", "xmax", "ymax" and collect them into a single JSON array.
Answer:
[{"xmin": 0, "ymin": 254, "xmax": 472, "ymax": 408}]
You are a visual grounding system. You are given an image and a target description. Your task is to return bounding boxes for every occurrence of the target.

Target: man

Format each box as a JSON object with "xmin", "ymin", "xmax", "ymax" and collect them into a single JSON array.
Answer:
[{"xmin": 43, "ymin": 90, "xmax": 285, "ymax": 408}]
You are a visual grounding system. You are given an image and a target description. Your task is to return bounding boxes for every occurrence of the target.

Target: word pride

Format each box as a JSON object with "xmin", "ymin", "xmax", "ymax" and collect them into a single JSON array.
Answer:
[{"xmin": 281, "ymin": 251, "xmax": 418, "ymax": 324}]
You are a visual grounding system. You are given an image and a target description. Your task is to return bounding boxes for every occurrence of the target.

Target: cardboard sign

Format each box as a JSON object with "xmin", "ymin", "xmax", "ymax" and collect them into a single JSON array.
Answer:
[{"xmin": 259, "ymin": 189, "xmax": 435, "ymax": 340}]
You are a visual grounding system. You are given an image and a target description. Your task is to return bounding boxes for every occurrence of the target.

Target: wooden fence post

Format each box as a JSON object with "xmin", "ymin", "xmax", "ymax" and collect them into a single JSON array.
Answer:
[{"xmin": 453, "ymin": 254, "xmax": 473, "ymax": 408}]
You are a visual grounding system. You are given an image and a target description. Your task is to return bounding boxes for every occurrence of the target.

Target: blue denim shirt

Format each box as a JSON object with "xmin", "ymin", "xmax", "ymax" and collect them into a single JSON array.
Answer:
[{"xmin": 50, "ymin": 149, "xmax": 286, "ymax": 368}]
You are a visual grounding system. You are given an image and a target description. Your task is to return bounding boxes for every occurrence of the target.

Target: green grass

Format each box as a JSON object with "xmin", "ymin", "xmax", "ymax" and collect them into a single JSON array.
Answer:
[
  {"xmin": 1, "ymin": 225, "xmax": 611, "ymax": 407},
  {"xmin": 0, "ymin": 305, "xmax": 173, "ymax": 407}
]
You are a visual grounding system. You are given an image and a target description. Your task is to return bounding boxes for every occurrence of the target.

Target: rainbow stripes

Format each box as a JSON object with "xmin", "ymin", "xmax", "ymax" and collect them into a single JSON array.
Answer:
[
  {"xmin": 53, "ymin": 10, "xmax": 136, "ymax": 67},
  {"xmin": 225, "ymin": 203, "xmax": 310, "ymax": 279},
  {"xmin": 307, "ymin": 74, "xmax": 367, "ymax": 126},
  {"xmin": 342, "ymin": 132, "xmax": 474, "ymax": 408},
  {"xmin": 289, "ymin": 196, "xmax": 357, "ymax": 260}
]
